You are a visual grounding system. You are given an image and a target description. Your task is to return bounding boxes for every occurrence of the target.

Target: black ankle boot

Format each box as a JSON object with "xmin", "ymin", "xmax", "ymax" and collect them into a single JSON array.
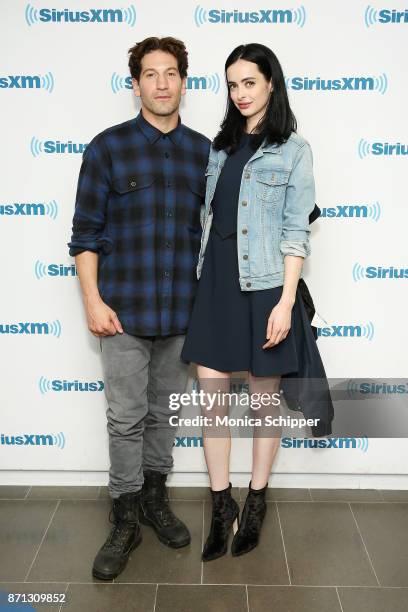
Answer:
[
  {"xmin": 202, "ymin": 482, "xmax": 240, "ymax": 562},
  {"xmin": 92, "ymin": 491, "xmax": 142, "ymax": 580},
  {"xmin": 231, "ymin": 481, "xmax": 268, "ymax": 557},
  {"xmin": 139, "ymin": 470, "xmax": 190, "ymax": 548}
]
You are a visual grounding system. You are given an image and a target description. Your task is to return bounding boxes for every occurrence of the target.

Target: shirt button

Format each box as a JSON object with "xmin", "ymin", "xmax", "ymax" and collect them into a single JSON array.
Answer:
[
  {"xmin": 246, "ymin": 282, "xmax": 251, "ymax": 288},
  {"xmin": 243, "ymin": 254, "xmax": 248, "ymax": 260},
  {"xmin": 242, "ymin": 228, "xmax": 248, "ymax": 235},
  {"xmin": 242, "ymin": 201, "xmax": 247, "ymax": 206},
  {"xmin": 244, "ymin": 173, "xmax": 250, "ymax": 179},
  {"xmin": 164, "ymin": 152, "xmax": 170, "ymax": 158}
]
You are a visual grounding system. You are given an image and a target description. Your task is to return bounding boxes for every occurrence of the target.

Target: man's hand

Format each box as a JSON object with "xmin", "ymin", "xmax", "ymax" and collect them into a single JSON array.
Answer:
[{"xmin": 85, "ymin": 296, "xmax": 123, "ymax": 337}]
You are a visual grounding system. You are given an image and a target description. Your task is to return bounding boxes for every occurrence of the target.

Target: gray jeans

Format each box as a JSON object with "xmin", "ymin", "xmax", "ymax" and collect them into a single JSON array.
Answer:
[{"xmin": 100, "ymin": 332, "xmax": 189, "ymax": 499}]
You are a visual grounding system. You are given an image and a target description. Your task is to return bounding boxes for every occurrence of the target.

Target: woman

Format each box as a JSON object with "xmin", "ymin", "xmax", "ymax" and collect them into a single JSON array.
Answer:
[{"xmin": 181, "ymin": 43, "xmax": 333, "ymax": 561}]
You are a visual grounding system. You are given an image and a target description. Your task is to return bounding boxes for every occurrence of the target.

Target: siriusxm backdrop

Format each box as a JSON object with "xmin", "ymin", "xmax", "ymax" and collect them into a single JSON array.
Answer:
[{"xmin": 1, "ymin": 0, "xmax": 407, "ymax": 487}]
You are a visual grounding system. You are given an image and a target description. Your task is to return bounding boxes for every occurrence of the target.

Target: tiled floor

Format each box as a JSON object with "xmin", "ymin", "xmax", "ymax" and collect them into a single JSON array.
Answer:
[{"xmin": 1, "ymin": 486, "xmax": 408, "ymax": 611}]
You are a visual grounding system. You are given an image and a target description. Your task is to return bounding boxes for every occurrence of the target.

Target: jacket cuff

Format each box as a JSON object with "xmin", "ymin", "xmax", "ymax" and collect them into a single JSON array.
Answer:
[{"xmin": 280, "ymin": 240, "xmax": 311, "ymax": 258}]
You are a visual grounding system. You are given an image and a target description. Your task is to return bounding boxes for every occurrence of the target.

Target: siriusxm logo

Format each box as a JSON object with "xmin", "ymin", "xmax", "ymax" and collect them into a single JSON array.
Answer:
[
  {"xmin": 174, "ymin": 436, "xmax": 203, "ymax": 447},
  {"xmin": 35, "ymin": 261, "xmax": 77, "ymax": 279},
  {"xmin": 1, "ymin": 431, "xmax": 66, "ymax": 449},
  {"xmin": 316, "ymin": 322, "xmax": 375, "ymax": 340},
  {"xmin": 353, "ymin": 262, "xmax": 408, "ymax": 281},
  {"xmin": 0, "ymin": 201, "xmax": 58, "ymax": 219},
  {"xmin": 358, "ymin": 139, "xmax": 408, "ymax": 157},
  {"xmin": 0, "ymin": 72, "xmax": 54, "ymax": 92},
  {"xmin": 0, "ymin": 320, "xmax": 62, "ymax": 337},
  {"xmin": 365, "ymin": 5, "xmax": 408, "ymax": 27},
  {"xmin": 285, "ymin": 73, "xmax": 387, "ymax": 94},
  {"xmin": 25, "ymin": 4, "xmax": 136, "ymax": 26},
  {"xmin": 321, "ymin": 202, "xmax": 381, "ymax": 221},
  {"xmin": 110, "ymin": 72, "xmax": 221, "ymax": 94},
  {"xmin": 30, "ymin": 137, "xmax": 87, "ymax": 156},
  {"xmin": 194, "ymin": 5, "xmax": 306, "ymax": 27},
  {"xmin": 347, "ymin": 379, "xmax": 408, "ymax": 397},
  {"xmin": 281, "ymin": 436, "xmax": 369, "ymax": 452},
  {"xmin": 39, "ymin": 376, "xmax": 104, "ymax": 393}
]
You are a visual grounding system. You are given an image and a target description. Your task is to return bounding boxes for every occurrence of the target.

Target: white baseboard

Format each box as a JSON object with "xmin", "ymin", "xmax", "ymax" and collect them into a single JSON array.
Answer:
[{"xmin": 2, "ymin": 471, "xmax": 408, "ymax": 490}]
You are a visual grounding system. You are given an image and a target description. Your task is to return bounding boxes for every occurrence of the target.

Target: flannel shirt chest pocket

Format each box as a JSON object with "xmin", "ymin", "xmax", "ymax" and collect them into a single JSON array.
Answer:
[{"xmin": 111, "ymin": 174, "xmax": 155, "ymax": 227}]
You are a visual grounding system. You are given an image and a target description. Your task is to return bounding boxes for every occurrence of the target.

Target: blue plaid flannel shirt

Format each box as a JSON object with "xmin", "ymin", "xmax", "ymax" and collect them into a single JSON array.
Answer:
[{"xmin": 68, "ymin": 111, "xmax": 211, "ymax": 336}]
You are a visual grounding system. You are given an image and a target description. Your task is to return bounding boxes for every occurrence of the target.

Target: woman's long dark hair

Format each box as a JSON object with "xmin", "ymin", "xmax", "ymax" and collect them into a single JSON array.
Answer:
[{"xmin": 213, "ymin": 43, "xmax": 297, "ymax": 153}]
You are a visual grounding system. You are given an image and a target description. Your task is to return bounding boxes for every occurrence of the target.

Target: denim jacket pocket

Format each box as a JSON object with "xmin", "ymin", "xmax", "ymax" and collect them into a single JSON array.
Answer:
[{"xmin": 255, "ymin": 169, "xmax": 290, "ymax": 206}]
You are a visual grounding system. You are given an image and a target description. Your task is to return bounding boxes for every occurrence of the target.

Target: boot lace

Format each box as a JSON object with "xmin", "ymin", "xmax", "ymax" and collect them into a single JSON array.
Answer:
[
  {"xmin": 103, "ymin": 510, "xmax": 138, "ymax": 552},
  {"xmin": 146, "ymin": 495, "xmax": 176, "ymax": 527}
]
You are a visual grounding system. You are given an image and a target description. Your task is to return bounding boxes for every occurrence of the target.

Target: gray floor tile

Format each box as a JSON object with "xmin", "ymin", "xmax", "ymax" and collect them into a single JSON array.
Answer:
[
  {"xmin": 248, "ymin": 585, "xmax": 341, "ymax": 612},
  {"xmin": 100, "ymin": 486, "xmax": 241, "ymax": 501},
  {"xmin": 0, "ymin": 500, "xmax": 58, "ymax": 581},
  {"xmin": 169, "ymin": 487, "xmax": 209, "ymax": 500},
  {"xmin": 0, "ymin": 582, "xmax": 67, "ymax": 611},
  {"xmin": 248, "ymin": 488, "xmax": 311, "ymax": 502},
  {"xmin": 0, "ymin": 486, "xmax": 30, "ymax": 499},
  {"xmin": 380, "ymin": 490, "xmax": 408, "ymax": 502},
  {"xmin": 115, "ymin": 501, "xmax": 203, "ymax": 584},
  {"xmin": 63, "ymin": 583, "xmax": 156, "ymax": 611},
  {"xmin": 98, "ymin": 487, "xmax": 111, "ymax": 499},
  {"xmin": 26, "ymin": 499, "xmax": 112, "ymax": 582},
  {"xmin": 156, "ymin": 584, "xmax": 247, "ymax": 612},
  {"xmin": 278, "ymin": 501, "xmax": 378, "ymax": 586},
  {"xmin": 169, "ymin": 486, "xmax": 239, "ymax": 501},
  {"xmin": 338, "ymin": 586, "xmax": 408, "ymax": 612},
  {"xmin": 202, "ymin": 501, "xmax": 288, "ymax": 585},
  {"xmin": 351, "ymin": 502, "xmax": 408, "ymax": 586},
  {"xmin": 28, "ymin": 487, "xmax": 100, "ymax": 500},
  {"xmin": 310, "ymin": 489, "xmax": 383, "ymax": 502}
]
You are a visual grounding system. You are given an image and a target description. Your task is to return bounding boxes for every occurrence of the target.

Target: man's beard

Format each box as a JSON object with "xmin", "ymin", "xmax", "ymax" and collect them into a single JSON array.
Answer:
[{"xmin": 143, "ymin": 97, "xmax": 180, "ymax": 117}]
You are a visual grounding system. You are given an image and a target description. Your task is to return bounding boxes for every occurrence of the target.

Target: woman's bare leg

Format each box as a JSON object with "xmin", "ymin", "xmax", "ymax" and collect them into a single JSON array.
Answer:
[
  {"xmin": 248, "ymin": 373, "xmax": 282, "ymax": 489},
  {"xmin": 196, "ymin": 364, "xmax": 231, "ymax": 491}
]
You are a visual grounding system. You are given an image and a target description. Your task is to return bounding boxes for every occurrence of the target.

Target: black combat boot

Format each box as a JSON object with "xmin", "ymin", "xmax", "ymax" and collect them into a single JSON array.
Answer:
[
  {"xmin": 92, "ymin": 490, "xmax": 142, "ymax": 580},
  {"xmin": 231, "ymin": 480, "xmax": 268, "ymax": 557},
  {"xmin": 139, "ymin": 470, "xmax": 190, "ymax": 548},
  {"xmin": 202, "ymin": 482, "xmax": 240, "ymax": 562}
]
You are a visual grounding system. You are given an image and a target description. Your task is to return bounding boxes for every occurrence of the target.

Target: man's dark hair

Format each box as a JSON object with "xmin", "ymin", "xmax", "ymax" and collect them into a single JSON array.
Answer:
[
  {"xmin": 128, "ymin": 36, "xmax": 188, "ymax": 81},
  {"xmin": 213, "ymin": 43, "xmax": 297, "ymax": 153}
]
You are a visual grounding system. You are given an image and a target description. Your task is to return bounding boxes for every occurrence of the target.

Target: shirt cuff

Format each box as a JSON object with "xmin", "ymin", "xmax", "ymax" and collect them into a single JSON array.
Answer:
[{"xmin": 67, "ymin": 236, "xmax": 113, "ymax": 257}]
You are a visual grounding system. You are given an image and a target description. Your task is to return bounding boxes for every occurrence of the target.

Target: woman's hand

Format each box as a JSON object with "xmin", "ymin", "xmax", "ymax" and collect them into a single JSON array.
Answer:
[{"xmin": 262, "ymin": 300, "xmax": 293, "ymax": 349}]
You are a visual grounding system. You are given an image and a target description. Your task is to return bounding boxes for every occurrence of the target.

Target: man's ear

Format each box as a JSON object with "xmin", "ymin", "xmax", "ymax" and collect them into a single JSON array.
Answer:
[
  {"xmin": 132, "ymin": 77, "xmax": 141, "ymax": 97},
  {"xmin": 181, "ymin": 76, "xmax": 187, "ymax": 96}
]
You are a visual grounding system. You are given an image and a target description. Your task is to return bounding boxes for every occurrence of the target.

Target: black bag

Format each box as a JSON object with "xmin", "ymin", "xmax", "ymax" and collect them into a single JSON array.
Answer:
[{"xmin": 297, "ymin": 203, "xmax": 321, "ymax": 340}]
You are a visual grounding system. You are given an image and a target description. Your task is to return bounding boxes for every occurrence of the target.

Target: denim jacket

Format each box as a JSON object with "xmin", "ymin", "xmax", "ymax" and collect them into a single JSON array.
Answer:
[{"xmin": 197, "ymin": 131, "xmax": 316, "ymax": 290}]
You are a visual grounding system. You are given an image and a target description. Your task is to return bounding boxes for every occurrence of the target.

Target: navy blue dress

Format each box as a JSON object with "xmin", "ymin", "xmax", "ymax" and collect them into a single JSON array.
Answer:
[{"xmin": 181, "ymin": 133, "xmax": 334, "ymax": 435}]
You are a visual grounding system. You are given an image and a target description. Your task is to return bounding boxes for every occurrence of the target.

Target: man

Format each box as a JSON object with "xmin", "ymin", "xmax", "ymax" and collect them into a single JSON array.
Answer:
[{"xmin": 68, "ymin": 37, "xmax": 210, "ymax": 580}]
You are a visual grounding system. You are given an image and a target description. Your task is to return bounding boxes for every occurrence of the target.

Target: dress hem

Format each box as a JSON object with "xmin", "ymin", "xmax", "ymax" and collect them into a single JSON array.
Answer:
[{"xmin": 181, "ymin": 353, "xmax": 299, "ymax": 377}]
